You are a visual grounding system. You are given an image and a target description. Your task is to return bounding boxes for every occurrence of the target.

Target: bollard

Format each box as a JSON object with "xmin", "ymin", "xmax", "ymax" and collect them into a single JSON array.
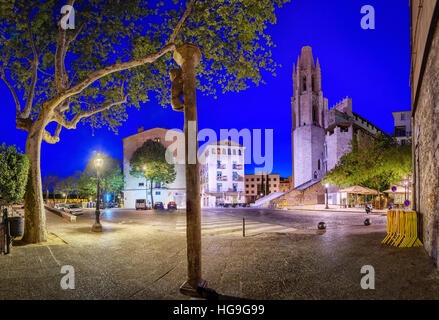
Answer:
[
  {"xmin": 243, "ymin": 218, "xmax": 245, "ymax": 237},
  {"xmin": 2, "ymin": 208, "xmax": 10, "ymax": 255},
  {"xmin": 0, "ymin": 210, "xmax": 5, "ymax": 255}
]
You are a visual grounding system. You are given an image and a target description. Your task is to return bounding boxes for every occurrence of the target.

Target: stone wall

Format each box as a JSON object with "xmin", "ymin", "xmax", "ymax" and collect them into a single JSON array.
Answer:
[
  {"xmin": 413, "ymin": 17, "xmax": 439, "ymax": 266},
  {"xmin": 272, "ymin": 181, "xmax": 326, "ymax": 206},
  {"xmin": 325, "ymin": 125, "xmax": 353, "ymax": 172}
]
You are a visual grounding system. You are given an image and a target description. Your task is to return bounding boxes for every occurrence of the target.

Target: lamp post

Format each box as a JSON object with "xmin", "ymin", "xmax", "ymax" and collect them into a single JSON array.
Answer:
[
  {"xmin": 404, "ymin": 180, "xmax": 408, "ymax": 202},
  {"xmin": 325, "ymin": 183, "xmax": 329, "ymax": 209},
  {"xmin": 92, "ymin": 153, "xmax": 103, "ymax": 232}
]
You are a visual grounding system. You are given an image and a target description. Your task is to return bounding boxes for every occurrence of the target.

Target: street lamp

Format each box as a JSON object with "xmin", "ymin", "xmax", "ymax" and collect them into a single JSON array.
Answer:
[
  {"xmin": 325, "ymin": 183, "xmax": 329, "ymax": 209},
  {"xmin": 403, "ymin": 180, "xmax": 408, "ymax": 202},
  {"xmin": 92, "ymin": 153, "xmax": 104, "ymax": 232}
]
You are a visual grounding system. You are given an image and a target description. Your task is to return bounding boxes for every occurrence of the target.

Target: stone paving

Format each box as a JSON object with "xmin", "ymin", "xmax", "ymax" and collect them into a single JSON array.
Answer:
[{"xmin": 1, "ymin": 208, "xmax": 439, "ymax": 300}]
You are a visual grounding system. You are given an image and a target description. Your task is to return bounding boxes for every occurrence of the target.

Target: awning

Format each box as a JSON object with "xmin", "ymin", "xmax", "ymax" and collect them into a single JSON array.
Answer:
[{"xmin": 338, "ymin": 185, "xmax": 381, "ymax": 195}]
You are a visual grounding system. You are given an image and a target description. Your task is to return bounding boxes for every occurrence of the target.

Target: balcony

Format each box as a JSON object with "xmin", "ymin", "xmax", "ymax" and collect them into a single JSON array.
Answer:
[
  {"xmin": 217, "ymin": 175, "xmax": 228, "ymax": 181},
  {"xmin": 232, "ymin": 175, "xmax": 244, "ymax": 182},
  {"xmin": 232, "ymin": 164, "xmax": 243, "ymax": 170},
  {"xmin": 217, "ymin": 164, "xmax": 226, "ymax": 169}
]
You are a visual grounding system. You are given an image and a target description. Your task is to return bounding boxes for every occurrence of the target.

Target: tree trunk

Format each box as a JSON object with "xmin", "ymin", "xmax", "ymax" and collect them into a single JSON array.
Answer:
[
  {"xmin": 150, "ymin": 180, "xmax": 154, "ymax": 206},
  {"xmin": 23, "ymin": 123, "xmax": 47, "ymax": 243}
]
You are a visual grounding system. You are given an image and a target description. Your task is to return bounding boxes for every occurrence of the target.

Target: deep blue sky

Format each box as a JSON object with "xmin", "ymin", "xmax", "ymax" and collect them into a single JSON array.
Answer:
[{"xmin": 0, "ymin": 0, "xmax": 411, "ymax": 179}]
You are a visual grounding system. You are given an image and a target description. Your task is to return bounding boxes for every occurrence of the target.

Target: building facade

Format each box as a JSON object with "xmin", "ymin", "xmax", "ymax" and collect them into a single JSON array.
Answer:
[
  {"xmin": 410, "ymin": 0, "xmax": 439, "ymax": 266},
  {"xmin": 244, "ymin": 173, "xmax": 281, "ymax": 203},
  {"xmin": 392, "ymin": 111, "xmax": 412, "ymax": 145},
  {"xmin": 199, "ymin": 140, "xmax": 245, "ymax": 207},
  {"xmin": 279, "ymin": 176, "xmax": 292, "ymax": 193},
  {"xmin": 122, "ymin": 127, "xmax": 186, "ymax": 209}
]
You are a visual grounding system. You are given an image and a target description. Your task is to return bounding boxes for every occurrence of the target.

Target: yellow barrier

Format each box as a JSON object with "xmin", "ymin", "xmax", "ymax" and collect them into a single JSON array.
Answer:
[{"xmin": 382, "ymin": 210, "xmax": 422, "ymax": 247}]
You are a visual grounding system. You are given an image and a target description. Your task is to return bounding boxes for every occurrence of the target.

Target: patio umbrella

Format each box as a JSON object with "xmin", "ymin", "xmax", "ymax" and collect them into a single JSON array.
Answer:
[
  {"xmin": 339, "ymin": 185, "xmax": 381, "ymax": 195},
  {"xmin": 339, "ymin": 185, "xmax": 381, "ymax": 206}
]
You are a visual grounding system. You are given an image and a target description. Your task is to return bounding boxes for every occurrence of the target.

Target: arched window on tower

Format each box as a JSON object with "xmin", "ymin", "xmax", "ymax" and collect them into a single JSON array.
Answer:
[
  {"xmin": 303, "ymin": 77, "xmax": 307, "ymax": 91},
  {"xmin": 312, "ymin": 105, "xmax": 319, "ymax": 126},
  {"xmin": 312, "ymin": 77, "xmax": 315, "ymax": 92},
  {"xmin": 318, "ymin": 159, "xmax": 321, "ymax": 171}
]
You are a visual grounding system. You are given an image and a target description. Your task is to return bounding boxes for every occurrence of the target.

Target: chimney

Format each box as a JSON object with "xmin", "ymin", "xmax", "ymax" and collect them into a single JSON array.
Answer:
[{"xmin": 137, "ymin": 126, "xmax": 144, "ymax": 133}]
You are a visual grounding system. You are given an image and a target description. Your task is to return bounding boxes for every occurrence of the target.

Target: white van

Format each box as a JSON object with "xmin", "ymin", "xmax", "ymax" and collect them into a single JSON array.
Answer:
[{"xmin": 135, "ymin": 199, "xmax": 148, "ymax": 210}]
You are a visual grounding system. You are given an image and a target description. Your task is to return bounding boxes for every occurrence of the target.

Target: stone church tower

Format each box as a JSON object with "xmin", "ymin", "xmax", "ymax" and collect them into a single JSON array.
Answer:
[{"xmin": 291, "ymin": 46, "xmax": 328, "ymax": 188}]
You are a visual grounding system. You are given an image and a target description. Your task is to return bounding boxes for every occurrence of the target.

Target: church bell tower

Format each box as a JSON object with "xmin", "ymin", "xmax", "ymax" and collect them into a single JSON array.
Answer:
[{"xmin": 291, "ymin": 46, "xmax": 328, "ymax": 188}]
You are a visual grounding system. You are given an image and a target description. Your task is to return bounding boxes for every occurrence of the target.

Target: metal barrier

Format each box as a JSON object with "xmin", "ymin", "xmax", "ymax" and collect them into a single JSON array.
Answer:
[{"xmin": 382, "ymin": 210, "xmax": 423, "ymax": 247}]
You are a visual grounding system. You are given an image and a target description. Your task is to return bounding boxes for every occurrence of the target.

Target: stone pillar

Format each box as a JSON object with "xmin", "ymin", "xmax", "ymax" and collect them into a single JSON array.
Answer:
[{"xmin": 173, "ymin": 43, "xmax": 206, "ymax": 295}]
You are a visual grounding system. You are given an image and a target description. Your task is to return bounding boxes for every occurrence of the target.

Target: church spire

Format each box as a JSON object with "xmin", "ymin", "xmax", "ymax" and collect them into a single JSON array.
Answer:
[{"xmin": 315, "ymin": 58, "xmax": 322, "ymax": 92}]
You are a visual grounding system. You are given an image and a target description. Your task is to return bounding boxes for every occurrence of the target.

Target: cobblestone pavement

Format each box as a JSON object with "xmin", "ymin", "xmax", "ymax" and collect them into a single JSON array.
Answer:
[{"xmin": 0, "ymin": 208, "xmax": 438, "ymax": 300}]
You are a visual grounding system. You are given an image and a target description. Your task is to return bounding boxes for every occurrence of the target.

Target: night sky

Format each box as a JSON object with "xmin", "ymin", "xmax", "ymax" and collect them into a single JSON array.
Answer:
[{"xmin": 0, "ymin": 0, "xmax": 411, "ymax": 179}]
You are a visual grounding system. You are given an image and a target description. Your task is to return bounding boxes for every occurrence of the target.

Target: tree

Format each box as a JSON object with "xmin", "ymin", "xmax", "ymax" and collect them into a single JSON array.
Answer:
[
  {"xmin": 323, "ymin": 133, "xmax": 412, "ymax": 192},
  {"xmin": 130, "ymin": 139, "xmax": 176, "ymax": 206},
  {"xmin": 53, "ymin": 171, "xmax": 81, "ymax": 202},
  {"xmin": 78, "ymin": 153, "xmax": 124, "ymax": 203},
  {"xmin": 0, "ymin": 0, "xmax": 288, "ymax": 242},
  {"xmin": 0, "ymin": 143, "xmax": 30, "ymax": 208},
  {"xmin": 42, "ymin": 174, "xmax": 60, "ymax": 202}
]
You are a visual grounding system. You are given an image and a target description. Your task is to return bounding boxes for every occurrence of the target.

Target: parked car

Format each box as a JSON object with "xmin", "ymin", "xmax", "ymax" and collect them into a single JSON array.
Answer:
[
  {"xmin": 167, "ymin": 202, "xmax": 177, "ymax": 210},
  {"xmin": 153, "ymin": 202, "xmax": 164, "ymax": 210},
  {"xmin": 55, "ymin": 203, "xmax": 66, "ymax": 209},
  {"xmin": 63, "ymin": 204, "xmax": 83, "ymax": 215},
  {"xmin": 136, "ymin": 199, "xmax": 148, "ymax": 210}
]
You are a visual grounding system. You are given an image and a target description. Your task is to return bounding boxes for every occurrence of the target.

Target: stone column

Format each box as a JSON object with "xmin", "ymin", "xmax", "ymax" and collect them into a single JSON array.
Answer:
[{"xmin": 173, "ymin": 43, "xmax": 206, "ymax": 295}]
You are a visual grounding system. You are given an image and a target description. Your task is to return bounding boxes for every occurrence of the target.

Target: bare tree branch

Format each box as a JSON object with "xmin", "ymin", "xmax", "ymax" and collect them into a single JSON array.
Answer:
[
  {"xmin": 66, "ymin": 22, "xmax": 85, "ymax": 47},
  {"xmin": 55, "ymin": 0, "xmax": 75, "ymax": 93},
  {"xmin": 22, "ymin": 20, "xmax": 39, "ymax": 119},
  {"xmin": 0, "ymin": 66, "xmax": 22, "ymax": 117},
  {"xmin": 42, "ymin": 124, "xmax": 62, "ymax": 144},
  {"xmin": 169, "ymin": 0, "xmax": 196, "ymax": 44},
  {"xmin": 55, "ymin": 94, "xmax": 129, "ymax": 130},
  {"xmin": 48, "ymin": 43, "xmax": 175, "ymax": 111}
]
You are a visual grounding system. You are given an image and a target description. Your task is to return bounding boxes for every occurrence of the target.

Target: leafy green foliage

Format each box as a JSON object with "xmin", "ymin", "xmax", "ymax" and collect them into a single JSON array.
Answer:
[
  {"xmin": 0, "ymin": 0, "xmax": 290, "ymax": 133},
  {"xmin": 323, "ymin": 134, "xmax": 412, "ymax": 192},
  {"xmin": 0, "ymin": 143, "xmax": 30, "ymax": 205},
  {"xmin": 54, "ymin": 172, "xmax": 81, "ymax": 199},
  {"xmin": 130, "ymin": 139, "xmax": 176, "ymax": 188}
]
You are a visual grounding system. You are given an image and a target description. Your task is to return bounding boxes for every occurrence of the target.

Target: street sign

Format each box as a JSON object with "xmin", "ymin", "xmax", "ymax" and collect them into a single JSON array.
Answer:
[
  {"xmin": 404, "ymin": 200, "xmax": 411, "ymax": 207},
  {"xmin": 391, "ymin": 186, "xmax": 397, "ymax": 192}
]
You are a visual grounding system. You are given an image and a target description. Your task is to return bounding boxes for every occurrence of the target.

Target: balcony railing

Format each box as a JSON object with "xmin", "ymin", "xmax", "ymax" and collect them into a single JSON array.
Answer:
[
  {"xmin": 217, "ymin": 176, "xmax": 228, "ymax": 181},
  {"xmin": 232, "ymin": 164, "xmax": 243, "ymax": 170}
]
